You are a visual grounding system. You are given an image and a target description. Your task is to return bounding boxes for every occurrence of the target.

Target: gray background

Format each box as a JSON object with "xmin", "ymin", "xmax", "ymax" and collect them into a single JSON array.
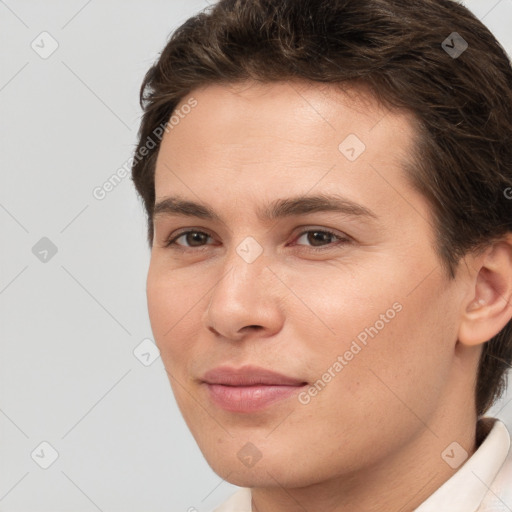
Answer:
[{"xmin": 1, "ymin": 1, "xmax": 511, "ymax": 511}]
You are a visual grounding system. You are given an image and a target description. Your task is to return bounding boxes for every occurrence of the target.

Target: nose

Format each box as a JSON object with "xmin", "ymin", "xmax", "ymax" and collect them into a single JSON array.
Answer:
[{"xmin": 202, "ymin": 248, "xmax": 285, "ymax": 342}]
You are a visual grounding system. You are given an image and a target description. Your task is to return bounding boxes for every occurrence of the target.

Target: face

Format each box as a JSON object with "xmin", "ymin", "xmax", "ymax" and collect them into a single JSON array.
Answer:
[{"xmin": 146, "ymin": 81, "xmax": 468, "ymax": 488}]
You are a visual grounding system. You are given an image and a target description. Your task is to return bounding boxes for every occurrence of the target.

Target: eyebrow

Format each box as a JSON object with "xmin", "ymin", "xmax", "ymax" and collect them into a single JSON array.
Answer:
[{"xmin": 153, "ymin": 193, "xmax": 378, "ymax": 224}]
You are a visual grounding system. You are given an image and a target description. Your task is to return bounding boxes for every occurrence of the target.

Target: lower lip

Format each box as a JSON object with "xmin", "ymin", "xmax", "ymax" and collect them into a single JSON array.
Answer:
[{"xmin": 205, "ymin": 383, "xmax": 306, "ymax": 413}]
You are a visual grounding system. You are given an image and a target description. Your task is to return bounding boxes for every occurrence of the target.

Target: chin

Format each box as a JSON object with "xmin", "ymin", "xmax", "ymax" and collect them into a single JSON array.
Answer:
[
  {"xmin": 218, "ymin": 469, "xmax": 276, "ymax": 488},
  {"xmin": 203, "ymin": 449, "xmax": 324, "ymax": 489}
]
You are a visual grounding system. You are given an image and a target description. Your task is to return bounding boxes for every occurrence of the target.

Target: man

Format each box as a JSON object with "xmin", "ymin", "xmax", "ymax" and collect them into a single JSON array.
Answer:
[{"xmin": 131, "ymin": 0, "xmax": 512, "ymax": 510}]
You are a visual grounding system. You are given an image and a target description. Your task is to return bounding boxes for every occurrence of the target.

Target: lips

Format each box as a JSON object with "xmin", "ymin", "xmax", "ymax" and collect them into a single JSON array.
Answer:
[
  {"xmin": 202, "ymin": 365, "xmax": 306, "ymax": 386},
  {"xmin": 201, "ymin": 365, "xmax": 307, "ymax": 413}
]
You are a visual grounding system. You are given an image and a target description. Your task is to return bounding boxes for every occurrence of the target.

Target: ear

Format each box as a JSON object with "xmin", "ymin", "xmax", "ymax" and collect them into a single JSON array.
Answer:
[{"xmin": 458, "ymin": 235, "xmax": 512, "ymax": 347}]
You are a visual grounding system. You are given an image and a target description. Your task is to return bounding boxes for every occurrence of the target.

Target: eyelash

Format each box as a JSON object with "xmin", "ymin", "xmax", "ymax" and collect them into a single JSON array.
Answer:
[{"xmin": 163, "ymin": 228, "xmax": 351, "ymax": 252}]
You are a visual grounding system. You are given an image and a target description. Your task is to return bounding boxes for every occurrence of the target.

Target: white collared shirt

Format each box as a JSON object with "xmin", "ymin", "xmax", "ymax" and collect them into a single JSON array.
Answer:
[{"xmin": 212, "ymin": 419, "xmax": 512, "ymax": 512}]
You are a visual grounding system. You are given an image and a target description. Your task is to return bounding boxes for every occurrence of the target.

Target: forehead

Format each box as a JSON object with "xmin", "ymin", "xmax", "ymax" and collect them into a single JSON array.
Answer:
[
  {"xmin": 174, "ymin": 79, "xmax": 410, "ymax": 131},
  {"xmin": 156, "ymin": 80, "xmax": 416, "ymax": 165},
  {"xmin": 153, "ymin": 80, "xmax": 422, "ymax": 221}
]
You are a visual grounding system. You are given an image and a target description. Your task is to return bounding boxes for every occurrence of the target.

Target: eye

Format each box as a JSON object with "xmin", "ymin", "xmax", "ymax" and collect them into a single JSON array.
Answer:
[
  {"xmin": 163, "ymin": 228, "xmax": 350, "ymax": 251},
  {"xmin": 164, "ymin": 230, "xmax": 214, "ymax": 249},
  {"xmin": 293, "ymin": 228, "xmax": 350, "ymax": 250}
]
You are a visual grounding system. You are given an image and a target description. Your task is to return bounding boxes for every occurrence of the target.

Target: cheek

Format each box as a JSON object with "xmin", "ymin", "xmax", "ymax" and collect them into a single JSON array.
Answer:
[
  {"xmin": 146, "ymin": 268, "xmax": 170, "ymax": 340},
  {"xmin": 346, "ymin": 293, "xmax": 455, "ymax": 419},
  {"xmin": 295, "ymin": 263, "xmax": 397, "ymax": 347},
  {"xmin": 303, "ymin": 261, "xmax": 456, "ymax": 396},
  {"xmin": 146, "ymin": 265, "xmax": 199, "ymax": 366}
]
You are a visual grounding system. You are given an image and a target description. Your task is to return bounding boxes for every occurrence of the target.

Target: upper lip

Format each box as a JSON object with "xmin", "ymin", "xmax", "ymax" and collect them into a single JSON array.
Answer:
[{"xmin": 201, "ymin": 365, "xmax": 307, "ymax": 386}]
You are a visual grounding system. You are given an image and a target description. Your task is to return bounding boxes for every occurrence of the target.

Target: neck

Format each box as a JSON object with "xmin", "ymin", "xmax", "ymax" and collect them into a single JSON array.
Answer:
[{"xmin": 251, "ymin": 394, "xmax": 479, "ymax": 512}]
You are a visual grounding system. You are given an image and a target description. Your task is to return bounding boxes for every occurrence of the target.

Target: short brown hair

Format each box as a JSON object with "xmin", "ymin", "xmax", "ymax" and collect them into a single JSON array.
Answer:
[{"xmin": 131, "ymin": 0, "xmax": 512, "ymax": 416}]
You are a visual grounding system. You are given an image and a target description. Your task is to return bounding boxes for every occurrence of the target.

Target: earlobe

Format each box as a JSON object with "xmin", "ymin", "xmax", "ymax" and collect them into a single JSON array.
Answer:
[{"xmin": 458, "ymin": 238, "xmax": 512, "ymax": 347}]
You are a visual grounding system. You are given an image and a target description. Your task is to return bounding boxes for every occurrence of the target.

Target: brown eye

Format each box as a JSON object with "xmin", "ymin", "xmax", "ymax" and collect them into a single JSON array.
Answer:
[
  {"xmin": 301, "ymin": 230, "xmax": 336, "ymax": 246},
  {"xmin": 165, "ymin": 230, "xmax": 212, "ymax": 248},
  {"xmin": 294, "ymin": 229, "xmax": 349, "ymax": 249}
]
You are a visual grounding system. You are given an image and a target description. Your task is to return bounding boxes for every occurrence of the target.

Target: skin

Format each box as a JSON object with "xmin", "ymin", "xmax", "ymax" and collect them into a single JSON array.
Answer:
[{"xmin": 146, "ymin": 80, "xmax": 512, "ymax": 512}]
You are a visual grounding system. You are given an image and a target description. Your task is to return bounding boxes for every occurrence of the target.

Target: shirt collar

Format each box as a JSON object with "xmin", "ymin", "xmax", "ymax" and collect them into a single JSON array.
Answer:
[{"xmin": 414, "ymin": 418, "xmax": 511, "ymax": 512}]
